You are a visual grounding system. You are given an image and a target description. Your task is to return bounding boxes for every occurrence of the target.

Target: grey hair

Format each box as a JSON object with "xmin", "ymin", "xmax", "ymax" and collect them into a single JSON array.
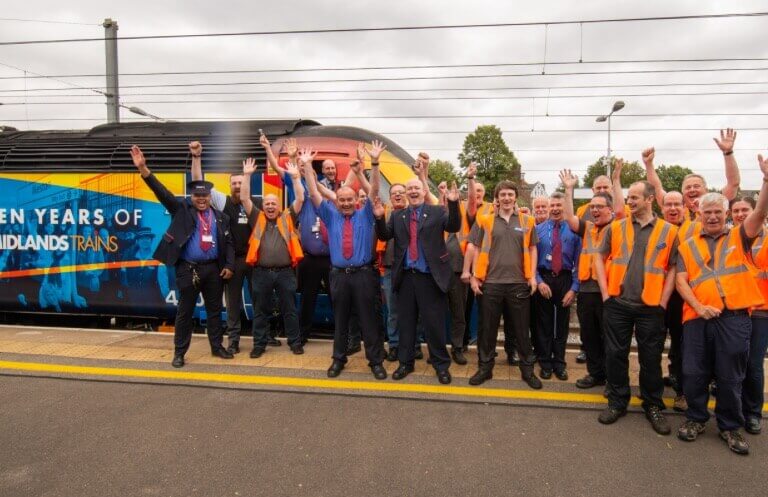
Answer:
[{"xmin": 699, "ymin": 192, "xmax": 728, "ymax": 211}]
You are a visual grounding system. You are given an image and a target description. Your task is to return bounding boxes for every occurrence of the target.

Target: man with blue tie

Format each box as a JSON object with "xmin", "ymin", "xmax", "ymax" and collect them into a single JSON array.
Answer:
[
  {"xmin": 534, "ymin": 192, "xmax": 581, "ymax": 380},
  {"xmin": 303, "ymin": 142, "xmax": 388, "ymax": 380},
  {"xmin": 374, "ymin": 177, "xmax": 462, "ymax": 384}
]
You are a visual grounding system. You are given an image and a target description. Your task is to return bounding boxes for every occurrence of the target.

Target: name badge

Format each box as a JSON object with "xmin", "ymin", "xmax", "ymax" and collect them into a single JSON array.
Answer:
[
  {"xmin": 202, "ymin": 234, "xmax": 213, "ymax": 243},
  {"xmin": 238, "ymin": 215, "xmax": 248, "ymax": 224},
  {"xmin": 514, "ymin": 227, "xmax": 523, "ymax": 232},
  {"xmin": 656, "ymin": 242, "xmax": 667, "ymax": 250},
  {"xmin": 545, "ymin": 254, "xmax": 552, "ymax": 261}
]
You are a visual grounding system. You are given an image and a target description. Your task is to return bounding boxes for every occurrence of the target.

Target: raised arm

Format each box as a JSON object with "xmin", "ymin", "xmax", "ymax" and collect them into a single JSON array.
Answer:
[
  {"xmin": 417, "ymin": 153, "xmax": 438, "ymax": 205},
  {"xmin": 466, "ymin": 162, "xmax": 478, "ymax": 217},
  {"xmin": 240, "ymin": 157, "xmax": 257, "ymax": 216},
  {"xmin": 259, "ymin": 133, "xmax": 283, "ymax": 179},
  {"xmin": 190, "ymin": 141, "xmax": 203, "ymax": 181},
  {"xmin": 444, "ymin": 182, "xmax": 461, "ymax": 233},
  {"xmin": 130, "ymin": 145, "xmax": 180, "ymax": 214},
  {"xmin": 714, "ymin": 128, "xmax": 740, "ymax": 200},
  {"xmin": 286, "ymin": 162, "xmax": 305, "ymax": 213},
  {"xmin": 642, "ymin": 147, "xmax": 666, "ymax": 209},
  {"xmin": 611, "ymin": 158, "xmax": 627, "ymax": 219},
  {"xmin": 350, "ymin": 143, "xmax": 372, "ymax": 195},
  {"xmin": 365, "ymin": 140, "xmax": 385, "ymax": 200},
  {"xmin": 742, "ymin": 153, "xmax": 768, "ymax": 238},
  {"xmin": 373, "ymin": 196, "xmax": 394, "ymax": 241},
  {"xmin": 301, "ymin": 148, "xmax": 323, "ymax": 208},
  {"xmin": 559, "ymin": 169, "xmax": 580, "ymax": 232}
]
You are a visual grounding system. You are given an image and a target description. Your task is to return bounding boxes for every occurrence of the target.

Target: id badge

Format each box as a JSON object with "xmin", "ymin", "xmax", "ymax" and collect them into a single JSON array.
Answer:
[
  {"xmin": 202, "ymin": 234, "xmax": 213, "ymax": 243},
  {"xmin": 238, "ymin": 216, "xmax": 248, "ymax": 224},
  {"xmin": 545, "ymin": 254, "xmax": 552, "ymax": 261}
]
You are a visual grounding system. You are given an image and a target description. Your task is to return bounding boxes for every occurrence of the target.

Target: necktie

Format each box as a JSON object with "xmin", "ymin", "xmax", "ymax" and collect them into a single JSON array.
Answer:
[
  {"xmin": 409, "ymin": 209, "xmax": 419, "ymax": 262},
  {"xmin": 318, "ymin": 217, "xmax": 329, "ymax": 246},
  {"xmin": 199, "ymin": 210, "xmax": 212, "ymax": 252},
  {"xmin": 342, "ymin": 216, "xmax": 353, "ymax": 259},
  {"xmin": 551, "ymin": 221, "xmax": 562, "ymax": 275}
]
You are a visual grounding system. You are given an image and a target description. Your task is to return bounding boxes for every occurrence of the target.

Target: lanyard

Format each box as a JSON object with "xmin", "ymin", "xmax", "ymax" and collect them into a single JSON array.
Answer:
[{"xmin": 197, "ymin": 209, "xmax": 212, "ymax": 234}]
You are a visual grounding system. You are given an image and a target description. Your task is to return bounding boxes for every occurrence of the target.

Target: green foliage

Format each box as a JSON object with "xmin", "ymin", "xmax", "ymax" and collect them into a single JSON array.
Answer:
[
  {"xmin": 655, "ymin": 164, "xmax": 694, "ymax": 194},
  {"xmin": 458, "ymin": 125, "xmax": 521, "ymax": 194},
  {"xmin": 582, "ymin": 156, "xmax": 644, "ymax": 189},
  {"xmin": 428, "ymin": 159, "xmax": 459, "ymax": 186}
]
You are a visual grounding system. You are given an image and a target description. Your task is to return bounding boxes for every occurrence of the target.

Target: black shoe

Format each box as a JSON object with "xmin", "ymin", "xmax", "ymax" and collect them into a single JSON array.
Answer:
[
  {"xmin": 437, "ymin": 369, "xmax": 452, "ymax": 384},
  {"xmin": 414, "ymin": 347, "xmax": 424, "ymax": 360},
  {"xmin": 346, "ymin": 343, "xmax": 362, "ymax": 355},
  {"xmin": 507, "ymin": 350, "xmax": 519, "ymax": 366},
  {"xmin": 720, "ymin": 430, "xmax": 750, "ymax": 455},
  {"xmin": 327, "ymin": 360, "xmax": 345, "ymax": 378},
  {"xmin": 598, "ymin": 407, "xmax": 627, "ymax": 425},
  {"xmin": 575, "ymin": 375, "xmax": 606, "ymax": 389},
  {"xmin": 171, "ymin": 354, "xmax": 184, "ymax": 368},
  {"xmin": 469, "ymin": 369, "xmax": 493, "ymax": 386},
  {"xmin": 645, "ymin": 406, "xmax": 671, "ymax": 435},
  {"xmin": 370, "ymin": 364, "xmax": 387, "ymax": 380},
  {"xmin": 677, "ymin": 420, "xmax": 706, "ymax": 442},
  {"xmin": 290, "ymin": 343, "xmax": 304, "ymax": 355},
  {"xmin": 745, "ymin": 417, "xmax": 762, "ymax": 435},
  {"xmin": 300, "ymin": 337, "xmax": 309, "ymax": 346},
  {"xmin": 451, "ymin": 348, "xmax": 468, "ymax": 365},
  {"xmin": 392, "ymin": 365, "xmax": 414, "ymax": 380},
  {"xmin": 554, "ymin": 369, "xmax": 568, "ymax": 381},
  {"xmin": 522, "ymin": 374, "xmax": 543, "ymax": 390},
  {"xmin": 267, "ymin": 337, "xmax": 282, "ymax": 347},
  {"xmin": 540, "ymin": 369, "xmax": 553, "ymax": 380},
  {"xmin": 576, "ymin": 351, "xmax": 587, "ymax": 364},
  {"xmin": 663, "ymin": 374, "xmax": 677, "ymax": 388},
  {"xmin": 386, "ymin": 346, "xmax": 399, "ymax": 362},
  {"xmin": 226, "ymin": 342, "xmax": 240, "ymax": 355},
  {"xmin": 249, "ymin": 347, "xmax": 265, "ymax": 359},
  {"xmin": 212, "ymin": 348, "xmax": 234, "ymax": 359}
]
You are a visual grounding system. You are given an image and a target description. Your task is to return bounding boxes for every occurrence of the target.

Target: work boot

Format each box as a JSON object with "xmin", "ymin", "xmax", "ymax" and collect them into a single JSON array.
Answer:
[
  {"xmin": 451, "ymin": 348, "xmax": 468, "ymax": 365},
  {"xmin": 677, "ymin": 420, "xmax": 705, "ymax": 442},
  {"xmin": 645, "ymin": 406, "xmax": 671, "ymax": 435},
  {"xmin": 720, "ymin": 430, "xmax": 749, "ymax": 455}
]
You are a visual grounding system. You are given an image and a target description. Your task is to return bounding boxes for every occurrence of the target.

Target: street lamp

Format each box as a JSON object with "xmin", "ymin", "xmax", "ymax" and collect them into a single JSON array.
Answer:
[
  {"xmin": 595, "ymin": 100, "xmax": 625, "ymax": 177},
  {"xmin": 125, "ymin": 105, "xmax": 168, "ymax": 122}
]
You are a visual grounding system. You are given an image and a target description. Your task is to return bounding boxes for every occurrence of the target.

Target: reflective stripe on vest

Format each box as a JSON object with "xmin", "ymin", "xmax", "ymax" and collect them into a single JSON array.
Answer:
[
  {"xmin": 752, "ymin": 231, "xmax": 768, "ymax": 280},
  {"xmin": 686, "ymin": 236, "xmax": 750, "ymax": 295}
]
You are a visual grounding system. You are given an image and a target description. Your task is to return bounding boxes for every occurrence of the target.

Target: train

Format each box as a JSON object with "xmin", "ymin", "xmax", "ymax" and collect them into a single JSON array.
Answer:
[{"xmin": 0, "ymin": 120, "xmax": 418, "ymax": 330}]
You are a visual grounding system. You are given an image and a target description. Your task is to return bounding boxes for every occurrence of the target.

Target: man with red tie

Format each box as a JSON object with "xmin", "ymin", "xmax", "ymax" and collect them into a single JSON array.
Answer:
[{"xmin": 303, "ymin": 142, "xmax": 388, "ymax": 380}]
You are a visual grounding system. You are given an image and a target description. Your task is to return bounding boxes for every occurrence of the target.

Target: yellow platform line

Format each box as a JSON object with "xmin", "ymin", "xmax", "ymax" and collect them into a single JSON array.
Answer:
[{"xmin": 0, "ymin": 359, "xmax": 765, "ymax": 411}]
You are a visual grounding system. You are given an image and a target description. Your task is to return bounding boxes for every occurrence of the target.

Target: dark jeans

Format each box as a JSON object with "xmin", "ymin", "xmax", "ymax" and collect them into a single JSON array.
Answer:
[
  {"xmin": 576, "ymin": 292, "xmax": 605, "ymax": 381},
  {"xmin": 683, "ymin": 312, "xmax": 751, "ymax": 431},
  {"xmin": 478, "ymin": 282, "xmax": 535, "ymax": 375},
  {"xmin": 447, "ymin": 272, "xmax": 468, "ymax": 350},
  {"xmin": 664, "ymin": 291, "xmax": 684, "ymax": 395},
  {"xmin": 251, "ymin": 267, "xmax": 300, "ymax": 349},
  {"xmin": 224, "ymin": 256, "xmax": 252, "ymax": 344},
  {"xmin": 174, "ymin": 261, "xmax": 225, "ymax": 356},
  {"xmin": 297, "ymin": 253, "xmax": 330, "ymax": 342},
  {"xmin": 329, "ymin": 266, "xmax": 384, "ymax": 366},
  {"xmin": 534, "ymin": 271, "xmax": 572, "ymax": 372},
  {"xmin": 396, "ymin": 271, "xmax": 451, "ymax": 371},
  {"xmin": 743, "ymin": 316, "xmax": 768, "ymax": 421},
  {"xmin": 603, "ymin": 298, "xmax": 666, "ymax": 411}
]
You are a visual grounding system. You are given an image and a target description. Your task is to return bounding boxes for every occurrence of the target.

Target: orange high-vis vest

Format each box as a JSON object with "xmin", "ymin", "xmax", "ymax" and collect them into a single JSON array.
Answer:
[
  {"xmin": 245, "ymin": 210, "xmax": 303, "ymax": 267},
  {"xmin": 677, "ymin": 218, "xmax": 701, "ymax": 242},
  {"xmin": 605, "ymin": 217, "xmax": 678, "ymax": 306},
  {"xmin": 750, "ymin": 228, "xmax": 768, "ymax": 312},
  {"xmin": 473, "ymin": 212, "xmax": 534, "ymax": 281},
  {"xmin": 577, "ymin": 220, "xmax": 609, "ymax": 283},
  {"xmin": 679, "ymin": 228, "xmax": 764, "ymax": 322},
  {"xmin": 576, "ymin": 203, "xmax": 630, "ymax": 219},
  {"xmin": 444, "ymin": 202, "xmax": 471, "ymax": 255},
  {"xmin": 477, "ymin": 202, "xmax": 495, "ymax": 217}
]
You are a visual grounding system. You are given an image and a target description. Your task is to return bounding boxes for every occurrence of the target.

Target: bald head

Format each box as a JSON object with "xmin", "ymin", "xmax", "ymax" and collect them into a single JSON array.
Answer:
[
  {"xmin": 262, "ymin": 193, "xmax": 280, "ymax": 220},
  {"xmin": 592, "ymin": 175, "xmax": 611, "ymax": 194},
  {"xmin": 405, "ymin": 178, "xmax": 426, "ymax": 207},
  {"xmin": 321, "ymin": 159, "xmax": 337, "ymax": 182}
]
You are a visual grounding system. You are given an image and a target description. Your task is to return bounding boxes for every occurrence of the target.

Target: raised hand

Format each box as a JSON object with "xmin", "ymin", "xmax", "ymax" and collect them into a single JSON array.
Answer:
[
  {"xmin": 467, "ymin": 161, "xmax": 477, "ymax": 178},
  {"xmin": 242, "ymin": 157, "xmax": 257, "ymax": 175},
  {"xmin": 130, "ymin": 145, "xmax": 147, "ymax": 169},
  {"xmin": 641, "ymin": 147, "xmax": 655, "ymax": 166},
  {"xmin": 372, "ymin": 196, "xmax": 385, "ymax": 218},
  {"xmin": 437, "ymin": 181, "xmax": 448, "ymax": 195},
  {"xmin": 284, "ymin": 138, "xmax": 299, "ymax": 159},
  {"xmin": 611, "ymin": 158, "xmax": 624, "ymax": 182},
  {"xmin": 356, "ymin": 142, "xmax": 367, "ymax": 163},
  {"xmin": 559, "ymin": 169, "xmax": 578, "ymax": 190},
  {"xmin": 285, "ymin": 161, "xmax": 301, "ymax": 179},
  {"xmin": 298, "ymin": 147, "xmax": 316, "ymax": 166},
  {"xmin": 367, "ymin": 140, "xmax": 387, "ymax": 162},
  {"xmin": 446, "ymin": 181, "xmax": 459, "ymax": 202},
  {"xmin": 714, "ymin": 128, "xmax": 736, "ymax": 153},
  {"xmin": 758, "ymin": 153, "xmax": 768, "ymax": 177},
  {"xmin": 188, "ymin": 141, "xmax": 202, "ymax": 157},
  {"xmin": 412, "ymin": 160, "xmax": 423, "ymax": 176},
  {"xmin": 259, "ymin": 133, "xmax": 270, "ymax": 149}
]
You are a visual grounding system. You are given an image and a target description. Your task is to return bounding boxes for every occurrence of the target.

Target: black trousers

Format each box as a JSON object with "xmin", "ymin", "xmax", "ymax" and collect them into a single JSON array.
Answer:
[
  {"xmin": 251, "ymin": 267, "xmax": 300, "ymax": 349},
  {"xmin": 534, "ymin": 271, "xmax": 572, "ymax": 372},
  {"xmin": 478, "ymin": 282, "xmax": 535, "ymax": 375},
  {"xmin": 576, "ymin": 292, "xmax": 605, "ymax": 381},
  {"xmin": 447, "ymin": 272, "xmax": 468, "ymax": 350},
  {"xmin": 329, "ymin": 267, "xmax": 384, "ymax": 366},
  {"xmin": 174, "ymin": 261, "xmax": 225, "ymax": 356},
  {"xmin": 603, "ymin": 298, "xmax": 666, "ymax": 411},
  {"xmin": 396, "ymin": 271, "xmax": 451, "ymax": 371},
  {"xmin": 664, "ymin": 291, "xmax": 684, "ymax": 395},
  {"xmin": 297, "ymin": 253, "xmax": 331, "ymax": 342},
  {"xmin": 224, "ymin": 255, "xmax": 252, "ymax": 344}
]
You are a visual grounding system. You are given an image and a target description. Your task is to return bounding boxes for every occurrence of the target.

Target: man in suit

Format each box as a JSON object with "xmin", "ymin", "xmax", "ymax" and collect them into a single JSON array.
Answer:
[
  {"xmin": 130, "ymin": 145, "xmax": 235, "ymax": 368},
  {"xmin": 374, "ymin": 177, "xmax": 461, "ymax": 384}
]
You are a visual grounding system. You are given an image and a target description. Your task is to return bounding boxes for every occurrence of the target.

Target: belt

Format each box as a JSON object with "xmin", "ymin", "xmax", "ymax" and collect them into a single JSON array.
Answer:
[
  {"xmin": 332, "ymin": 265, "xmax": 373, "ymax": 274},
  {"xmin": 404, "ymin": 267, "xmax": 430, "ymax": 274},
  {"xmin": 720, "ymin": 309, "xmax": 749, "ymax": 318},
  {"xmin": 537, "ymin": 267, "xmax": 571, "ymax": 277},
  {"xmin": 257, "ymin": 265, "xmax": 291, "ymax": 272},
  {"xmin": 183, "ymin": 259, "xmax": 217, "ymax": 266}
]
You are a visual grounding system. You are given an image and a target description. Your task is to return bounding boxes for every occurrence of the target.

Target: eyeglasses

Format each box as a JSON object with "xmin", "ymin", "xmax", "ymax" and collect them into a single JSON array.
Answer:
[{"xmin": 589, "ymin": 204, "xmax": 609, "ymax": 210}]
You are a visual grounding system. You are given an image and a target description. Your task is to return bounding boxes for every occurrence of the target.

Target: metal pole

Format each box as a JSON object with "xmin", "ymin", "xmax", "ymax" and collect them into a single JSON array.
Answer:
[
  {"xmin": 103, "ymin": 18, "xmax": 120, "ymax": 124},
  {"xmin": 606, "ymin": 114, "xmax": 612, "ymax": 178}
]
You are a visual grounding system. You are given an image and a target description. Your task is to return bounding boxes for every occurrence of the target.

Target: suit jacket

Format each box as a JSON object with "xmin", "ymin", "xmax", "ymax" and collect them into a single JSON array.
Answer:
[
  {"xmin": 375, "ymin": 200, "xmax": 460, "ymax": 293},
  {"xmin": 142, "ymin": 173, "xmax": 235, "ymax": 271}
]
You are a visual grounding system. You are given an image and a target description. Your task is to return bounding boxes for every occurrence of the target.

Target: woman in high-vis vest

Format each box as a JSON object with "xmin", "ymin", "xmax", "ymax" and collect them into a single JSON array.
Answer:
[{"xmin": 675, "ymin": 168, "xmax": 768, "ymax": 455}]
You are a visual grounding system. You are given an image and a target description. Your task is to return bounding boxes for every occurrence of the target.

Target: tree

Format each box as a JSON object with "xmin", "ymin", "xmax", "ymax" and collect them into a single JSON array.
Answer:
[
  {"xmin": 458, "ymin": 125, "xmax": 521, "ymax": 194},
  {"xmin": 428, "ymin": 159, "xmax": 459, "ymax": 186},
  {"xmin": 582, "ymin": 156, "xmax": 644, "ymax": 189},
  {"xmin": 655, "ymin": 164, "xmax": 693, "ymax": 194}
]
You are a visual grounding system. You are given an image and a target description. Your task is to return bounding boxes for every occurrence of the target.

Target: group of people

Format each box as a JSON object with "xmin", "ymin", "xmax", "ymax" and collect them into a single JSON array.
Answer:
[{"xmin": 129, "ymin": 127, "xmax": 768, "ymax": 456}]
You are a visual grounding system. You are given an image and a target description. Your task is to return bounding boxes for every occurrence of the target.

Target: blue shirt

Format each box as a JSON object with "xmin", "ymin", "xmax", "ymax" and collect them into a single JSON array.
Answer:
[
  {"xmin": 298, "ymin": 200, "xmax": 330, "ymax": 256},
  {"xmin": 283, "ymin": 177, "xmax": 308, "ymax": 207},
  {"xmin": 180, "ymin": 206, "xmax": 219, "ymax": 262},
  {"xmin": 318, "ymin": 199, "xmax": 376, "ymax": 268},
  {"xmin": 404, "ymin": 204, "xmax": 430, "ymax": 273},
  {"xmin": 535, "ymin": 219, "xmax": 580, "ymax": 292}
]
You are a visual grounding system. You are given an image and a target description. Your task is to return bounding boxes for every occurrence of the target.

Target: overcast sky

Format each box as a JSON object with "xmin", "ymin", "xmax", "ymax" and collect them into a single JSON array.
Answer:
[{"xmin": 1, "ymin": 0, "xmax": 767, "ymax": 191}]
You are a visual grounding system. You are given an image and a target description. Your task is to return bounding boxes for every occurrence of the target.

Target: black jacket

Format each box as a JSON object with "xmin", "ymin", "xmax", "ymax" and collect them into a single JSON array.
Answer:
[
  {"xmin": 375, "ymin": 200, "xmax": 461, "ymax": 293},
  {"xmin": 142, "ymin": 173, "xmax": 235, "ymax": 271}
]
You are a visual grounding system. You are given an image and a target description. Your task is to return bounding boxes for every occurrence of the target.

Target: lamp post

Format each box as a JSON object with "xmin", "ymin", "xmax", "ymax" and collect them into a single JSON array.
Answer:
[{"xmin": 595, "ymin": 100, "xmax": 625, "ymax": 177}]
